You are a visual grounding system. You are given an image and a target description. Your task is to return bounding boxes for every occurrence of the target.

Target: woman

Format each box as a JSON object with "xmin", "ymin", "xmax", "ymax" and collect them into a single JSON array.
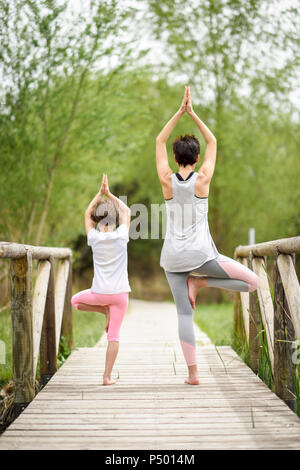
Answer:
[
  {"xmin": 71, "ymin": 174, "xmax": 131, "ymax": 385},
  {"xmin": 156, "ymin": 86, "xmax": 260, "ymax": 385}
]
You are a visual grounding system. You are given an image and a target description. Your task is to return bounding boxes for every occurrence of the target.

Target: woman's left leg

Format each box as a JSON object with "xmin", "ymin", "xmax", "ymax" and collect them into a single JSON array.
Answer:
[{"xmin": 188, "ymin": 253, "xmax": 260, "ymax": 309}]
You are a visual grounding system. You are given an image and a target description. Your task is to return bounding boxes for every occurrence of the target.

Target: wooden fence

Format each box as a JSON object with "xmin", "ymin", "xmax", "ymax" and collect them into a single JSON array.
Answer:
[
  {"xmin": 234, "ymin": 236, "xmax": 300, "ymax": 412},
  {"xmin": 0, "ymin": 242, "xmax": 72, "ymax": 417}
]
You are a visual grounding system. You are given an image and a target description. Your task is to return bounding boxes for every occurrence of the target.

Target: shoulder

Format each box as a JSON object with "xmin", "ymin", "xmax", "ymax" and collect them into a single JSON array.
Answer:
[
  {"xmin": 194, "ymin": 172, "xmax": 210, "ymax": 197},
  {"xmin": 159, "ymin": 173, "xmax": 173, "ymax": 200},
  {"xmin": 87, "ymin": 228, "xmax": 102, "ymax": 246},
  {"xmin": 116, "ymin": 224, "xmax": 130, "ymax": 242},
  {"xmin": 196, "ymin": 170, "xmax": 210, "ymax": 182},
  {"xmin": 158, "ymin": 170, "xmax": 173, "ymax": 185}
]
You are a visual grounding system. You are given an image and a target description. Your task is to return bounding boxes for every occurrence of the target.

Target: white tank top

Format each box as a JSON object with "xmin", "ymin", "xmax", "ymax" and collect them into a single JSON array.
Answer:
[{"xmin": 160, "ymin": 172, "xmax": 219, "ymax": 272}]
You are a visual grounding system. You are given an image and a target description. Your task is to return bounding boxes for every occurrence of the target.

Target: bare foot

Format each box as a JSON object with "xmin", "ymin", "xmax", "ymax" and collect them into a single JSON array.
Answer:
[
  {"xmin": 103, "ymin": 376, "xmax": 117, "ymax": 386},
  {"xmin": 187, "ymin": 276, "xmax": 206, "ymax": 309},
  {"xmin": 184, "ymin": 376, "xmax": 200, "ymax": 385},
  {"xmin": 97, "ymin": 304, "xmax": 109, "ymax": 315}
]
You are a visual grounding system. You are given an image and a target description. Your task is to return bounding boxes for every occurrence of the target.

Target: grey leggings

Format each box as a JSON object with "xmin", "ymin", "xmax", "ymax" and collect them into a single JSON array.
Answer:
[{"xmin": 165, "ymin": 253, "xmax": 260, "ymax": 366}]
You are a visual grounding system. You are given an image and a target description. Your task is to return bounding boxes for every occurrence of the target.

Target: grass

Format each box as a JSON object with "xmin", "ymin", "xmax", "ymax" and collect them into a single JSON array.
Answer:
[
  {"xmin": 194, "ymin": 301, "xmax": 234, "ymax": 346},
  {"xmin": 0, "ymin": 309, "xmax": 12, "ymax": 387},
  {"xmin": 0, "ymin": 308, "xmax": 106, "ymax": 387}
]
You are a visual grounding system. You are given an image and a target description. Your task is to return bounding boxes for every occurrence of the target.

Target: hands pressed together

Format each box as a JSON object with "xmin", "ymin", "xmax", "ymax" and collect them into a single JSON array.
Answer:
[
  {"xmin": 99, "ymin": 173, "xmax": 111, "ymax": 197},
  {"xmin": 179, "ymin": 85, "xmax": 193, "ymax": 115}
]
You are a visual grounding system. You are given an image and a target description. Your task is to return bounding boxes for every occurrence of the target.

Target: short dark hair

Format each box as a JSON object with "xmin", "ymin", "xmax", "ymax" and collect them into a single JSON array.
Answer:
[
  {"xmin": 172, "ymin": 134, "xmax": 200, "ymax": 167},
  {"xmin": 91, "ymin": 198, "xmax": 119, "ymax": 227}
]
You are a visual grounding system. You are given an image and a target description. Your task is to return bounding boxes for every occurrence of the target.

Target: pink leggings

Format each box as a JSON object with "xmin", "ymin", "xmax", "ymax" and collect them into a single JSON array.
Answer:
[{"xmin": 71, "ymin": 289, "xmax": 129, "ymax": 342}]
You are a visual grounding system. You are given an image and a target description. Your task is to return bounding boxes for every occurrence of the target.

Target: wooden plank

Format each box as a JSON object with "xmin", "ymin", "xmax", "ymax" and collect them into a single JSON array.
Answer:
[
  {"xmin": 0, "ymin": 241, "xmax": 72, "ymax": 260},
  {"xmin": 10, "ymin": 252, "xmax": 35, "ymax": 414},
  {"xmin": 277, "ymin": 254, "xmax": 300, "ymax": 339},
  {"xmin": 1, "ymin": 299, "xmax": 300, "ymax": 450},
  {"xmin": 252, "ymin": 256, "xmax": 274, "ymax": 371},
  {"xmin": 40, "ymin": 256, "xmax": 57, "ymax": 386},
  {"xmin": 234, "ymin": 236, "xmax": 300, "ymax": 258},
  {"xmin": 32, "ymin": 260, "xmax": 51, "ymax": 378},
  {"xmin": 54, "ymin": 259, "xmax": 70, "ymax": 353},
  {"xmin": 273, "ymin": 257, "xmax": 296, "ymax": 412}
]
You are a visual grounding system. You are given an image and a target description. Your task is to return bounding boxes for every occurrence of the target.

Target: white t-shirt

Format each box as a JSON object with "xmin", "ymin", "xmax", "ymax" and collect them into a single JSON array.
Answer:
[{"xmin": 87, "ymin": 224, "xmax": 131, "ymax": 295}]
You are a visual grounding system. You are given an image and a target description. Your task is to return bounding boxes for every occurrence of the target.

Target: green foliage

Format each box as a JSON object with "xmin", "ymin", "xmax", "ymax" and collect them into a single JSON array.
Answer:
[
  {"xmin": 0, "ymin": 0, "xmax": 299, "ymax": 269},
  {"xmin": 72, "ymin": 308, "xmax": 105, "ymax": 348},
  {"xmin": 57, "ymin": 335, "xmax": 72, "ymax": 367},
  {"xmin": 0, "ymin": 309, "xmax": 12, "ymax": 387}
]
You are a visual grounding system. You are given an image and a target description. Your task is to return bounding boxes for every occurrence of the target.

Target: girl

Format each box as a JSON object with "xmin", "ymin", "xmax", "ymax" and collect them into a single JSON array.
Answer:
[
  {"xmin": 71, "ymin": 174, "xmax": 131, "ymax": 386},
  {"xmin": 156, "ymin": 86, "xmax": 260, "ymax": 385}
]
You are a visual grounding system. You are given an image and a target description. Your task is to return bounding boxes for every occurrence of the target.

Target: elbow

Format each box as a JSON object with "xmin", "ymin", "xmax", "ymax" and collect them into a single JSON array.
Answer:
[{"xmin": 156, "ymin": 135, "xmax": 165, "ymax": 144}]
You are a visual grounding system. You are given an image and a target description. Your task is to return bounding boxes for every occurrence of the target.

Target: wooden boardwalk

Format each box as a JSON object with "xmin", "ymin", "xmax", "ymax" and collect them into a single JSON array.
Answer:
[{"xmin": 1, "ymin": 299, "xmax": 300, "ymax": 450}]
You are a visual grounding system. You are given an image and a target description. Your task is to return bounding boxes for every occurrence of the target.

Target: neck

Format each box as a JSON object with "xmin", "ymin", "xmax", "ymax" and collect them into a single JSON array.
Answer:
[{"xmin": 177, "ymin": 166, "xmax": 195, "ymax": 178}]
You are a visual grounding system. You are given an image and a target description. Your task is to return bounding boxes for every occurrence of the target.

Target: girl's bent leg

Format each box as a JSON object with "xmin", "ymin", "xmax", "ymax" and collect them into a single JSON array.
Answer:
[
  {"xmin": 71, "ymin": 289, "xmax": 108, "ymax": 310},
  {"xmin": 77, "ymin": 302, "xmax": 109, "ymax": 315}
]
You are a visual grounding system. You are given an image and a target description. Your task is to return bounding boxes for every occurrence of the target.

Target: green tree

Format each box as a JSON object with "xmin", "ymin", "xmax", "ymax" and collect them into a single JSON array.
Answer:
[
  {"xmin": 0, "ymin": 0, "xmax": 133, "ymax": 245},
  {"xmin": 148, "ymin": 0, "xmax": 300, "ymax": 249}
]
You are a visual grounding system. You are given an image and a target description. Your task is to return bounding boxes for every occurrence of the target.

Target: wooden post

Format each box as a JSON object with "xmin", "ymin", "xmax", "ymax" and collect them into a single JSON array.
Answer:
[
  {"xmin": 40, "ymin": 256, "xmax": 57, "ymax": 387},
  {"xmin": 32, "ymin": 260, "xmax": 51, "ymax": 378},
  {"xmin": 55, "ymin": 259, "xmax": 70, "ymax": 353},
  {"xmin": 10, "ymin": 251, "xmax": 34, "ymax": 416},
  {"xmin": 251, "ymin": 256, "xmax": 274, "ymax": 372},
  {"xmin": 239, "ymin": 257, "xmax": 250, "ymax": 341},
  {"xmin": 248, "ymin": 254, "xmax": 260, "ymax": 374},
  {"xmin": 273, "ymin": 256, "xmax": 296, "ymax": 412},
  {"xmin": 61, "ymin": 257, "xmax": 73, "ymax": 350},
  {"xmin": 233, "ymin": 291, "xmax": 244, "ymax": 349},
  {"xmin": 248, "ymin": 291, "xmax": 260, "ymax": 374}
]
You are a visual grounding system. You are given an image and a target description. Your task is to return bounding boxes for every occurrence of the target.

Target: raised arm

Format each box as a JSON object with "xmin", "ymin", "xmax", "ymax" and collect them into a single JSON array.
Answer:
[
  {"xmin": 84, "ymin": 178, "xmax": 104, "ymax": 235},
  {"xmin": 186, "ymin": 87, "xmax": 217, "ymax": 181},
  {"xmin": 102, "ymin": 174, "xmax": 131, "ymax": 229},
  {"xmin": 156, "ymin": 87, "xmax": 188, "ymax": 182}
]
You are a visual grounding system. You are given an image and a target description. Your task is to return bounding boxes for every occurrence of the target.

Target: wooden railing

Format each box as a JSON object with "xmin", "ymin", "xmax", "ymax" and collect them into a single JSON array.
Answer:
[
  {"xmin": 0, "ymin": 242, "xmax": 72, "ymax": 417},
  {"xmin": 234, "ymin": 236, "xmax": 300, "ymax": 412}
]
